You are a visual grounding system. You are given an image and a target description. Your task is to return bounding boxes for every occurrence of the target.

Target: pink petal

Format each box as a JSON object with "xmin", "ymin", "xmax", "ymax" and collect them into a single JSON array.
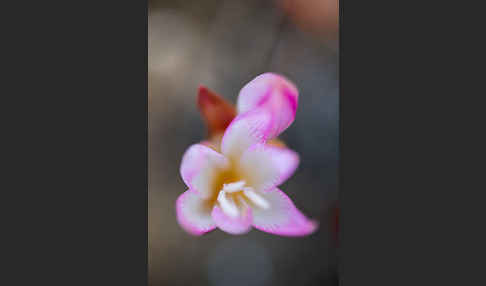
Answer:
[
  {"xmin": 180, "ymin": 144, "xmax": 229, "ymax": 197},
  {"xmin": 176, "ymin": 190, "xmax": 216, "ymax": 236},
  {"xmin": 220, "ymin": 110, "xmax": 272, "ymax": 159},
  {"xmin": 239, "ymin": 144, "xmax": 299, "ymax": 192},
  {"xmin": 211, "ymin": 205, "xmax": 253, "ymax": 235},
  {"xmin": 252, "ymin": 188, "xmax": 317, "ymax": 237},
  {"xmin": 237, "ymin": 73, "xmax": 299, "ymax": 139}
]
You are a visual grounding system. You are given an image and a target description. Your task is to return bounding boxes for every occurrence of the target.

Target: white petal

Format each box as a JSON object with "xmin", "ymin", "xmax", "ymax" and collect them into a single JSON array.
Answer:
[
  {"xmin": 220, "ymin": 111, "xmax": 271, "ymax": 160},
  {"xmin": 239, "ymin": 144, "xmax": 299, "ymax": 192},
  {"xmin": 180, "ymin": 144, "xmax": 229, "ymax": 197},
  {"xmin": 252, "ymin": 188, "xmax": 317, "ymax": 236},
  {"xmin": 176, "ymin": 190, "xmax": 216, "ymax": 235},
  {"xmin": 238, "ymin": 144, "xmax": 280, "ymax": 192},
  {"xmin": 211, "ymin": 204, "xmax": 253, "ymax": 235}
]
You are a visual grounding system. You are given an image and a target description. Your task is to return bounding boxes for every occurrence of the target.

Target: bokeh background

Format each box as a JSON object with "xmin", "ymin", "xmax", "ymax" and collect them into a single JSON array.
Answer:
[{"xmin": 149, "ymin": 0, "xmax": 339, "ymax": 285}]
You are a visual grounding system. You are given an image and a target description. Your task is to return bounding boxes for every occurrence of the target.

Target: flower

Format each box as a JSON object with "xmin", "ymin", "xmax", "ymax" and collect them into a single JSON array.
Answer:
[{"xmin": 176, "ymin": 73, "xmax": 317, "ymax": 236}]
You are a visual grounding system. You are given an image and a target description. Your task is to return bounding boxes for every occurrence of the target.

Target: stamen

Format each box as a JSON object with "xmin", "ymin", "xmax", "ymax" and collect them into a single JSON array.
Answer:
[
  {"xmin": 243, "ymin": 187, "xmax": 270, "ymax": 209},
  {"xmin": 222, "ymin": 180, "xmax": 246, "ymax": 193},
  {"xmin": 217, "ymin": 191, "xmax": 239, "ymax": 217}
]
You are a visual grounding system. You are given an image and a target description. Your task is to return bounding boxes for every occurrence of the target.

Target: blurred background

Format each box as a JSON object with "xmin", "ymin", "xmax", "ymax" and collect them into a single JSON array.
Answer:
[{"xmin": 149, "ymin": 0, "xmax": 339, "ymax": 285}]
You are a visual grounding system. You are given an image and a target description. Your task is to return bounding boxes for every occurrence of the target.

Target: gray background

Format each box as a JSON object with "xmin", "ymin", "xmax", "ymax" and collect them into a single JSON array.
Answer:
[{"xmin": 149, "ymin": 0, "xmax": 339, "ymax": 285}]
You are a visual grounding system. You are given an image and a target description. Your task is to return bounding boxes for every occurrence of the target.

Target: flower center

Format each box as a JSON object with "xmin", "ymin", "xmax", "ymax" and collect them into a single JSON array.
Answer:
[{"xmin": 216, "ymin": 180, "xmax": 269, "ymax": 218}]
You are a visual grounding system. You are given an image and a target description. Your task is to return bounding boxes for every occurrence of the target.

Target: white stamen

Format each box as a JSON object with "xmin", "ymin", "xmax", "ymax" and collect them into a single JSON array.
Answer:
[
  {"xmin": 243, "ymin": 187, "xmax": 270, "ymax": 209},
  {"xmin": 223, "ymin": 180, "xmax": 246, "ymax": 193},
  {"xmin": 217, "ymin": 191, "xmax": 239, "ymax": 218}
]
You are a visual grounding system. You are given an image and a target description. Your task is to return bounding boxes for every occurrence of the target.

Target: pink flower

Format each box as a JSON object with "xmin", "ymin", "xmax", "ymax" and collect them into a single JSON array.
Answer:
[{"xmin": 176, "ymin": 73, "xmax": 318, "ymax": 236}]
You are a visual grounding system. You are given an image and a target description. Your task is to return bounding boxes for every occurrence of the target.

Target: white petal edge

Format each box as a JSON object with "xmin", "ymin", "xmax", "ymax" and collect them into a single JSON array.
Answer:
[
  {"xmin": 176, "ymin": 190, "xmax": 216, "ymax": 236},
  {"xmin": 252, "ymin": 188, "xmax": 317, "ymax": 237},
  {"xmin": 180, "ymin": 144, "xmax": 229, "ymax": 197}
]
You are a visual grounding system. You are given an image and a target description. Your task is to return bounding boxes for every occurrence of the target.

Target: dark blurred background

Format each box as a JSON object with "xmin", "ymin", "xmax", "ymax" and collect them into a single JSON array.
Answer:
[{"xmin": 149, "ymin": 0, "xmax": 339, "ymax": 285}]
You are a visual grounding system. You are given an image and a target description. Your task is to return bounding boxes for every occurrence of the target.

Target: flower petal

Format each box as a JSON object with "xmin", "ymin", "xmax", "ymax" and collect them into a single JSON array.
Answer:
[
  {"xmin": 252, "ymin": 188, "xmax": 317, "ymax": 236},
  {"xmin": 211, "ymin": 204, "xmax": 253, "ymax": 235},
  {"xmin": 237, "ymin": 73, "xmax": 299, "ymax": 139},
  {"xmin": 180, "ymin": 144, "xmax": 229, "ymax": 197},
  {"xmin": 239, "ymin": 144, "xmax": 299, "ymax": 192},
  {"xmin": 263, "ymin": 145, "xmax": 300, "ymax": 187},
  {"xmin": 176, "ymin": 190, "xmax": 216, "ymax": 236},
  {"xmin": 220, "ymin": 110, "xmax": 272, "ymax": 159}
]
